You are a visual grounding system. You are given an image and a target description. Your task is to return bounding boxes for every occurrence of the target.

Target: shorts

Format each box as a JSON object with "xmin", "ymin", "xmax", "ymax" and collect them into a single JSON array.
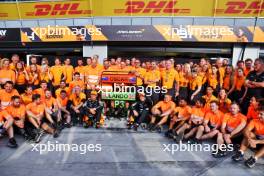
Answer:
[
  {"xmin": 209, "ymin": 124, "xmax": 217, "ymax": 130},
  {"xmin": 256, "ymin": 135, "xmax": 264, "ymax": 140}
]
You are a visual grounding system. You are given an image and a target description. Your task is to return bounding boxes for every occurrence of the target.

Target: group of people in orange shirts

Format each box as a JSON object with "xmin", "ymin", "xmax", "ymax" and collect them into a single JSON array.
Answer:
[{"xmin": 0, "ymin": 53, "xmax": 263, "ymax": 168}]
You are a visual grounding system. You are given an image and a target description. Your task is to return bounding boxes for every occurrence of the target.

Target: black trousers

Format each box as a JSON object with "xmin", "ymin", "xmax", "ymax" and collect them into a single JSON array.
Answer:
[
  {"xmin": 83, "ymin": 106, "xmax": 103, "ymax": 123},
  {"xmin": 130, "ymin": 109, "xmax": 149, "ymax": 124}
]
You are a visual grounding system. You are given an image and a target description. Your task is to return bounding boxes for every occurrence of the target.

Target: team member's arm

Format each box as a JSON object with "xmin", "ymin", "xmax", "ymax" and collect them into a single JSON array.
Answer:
[
  {"xmin": 47, "ymin": 67, "xmax": 53, "ymax": 81},
  {"xmin": 250, "ymin": 81, "xmax": 264, "ymax": 88},
  {"xmin": 11, "ymin": 70, "xmax": 16, "ymax": 84},
  {"xmin": 161, "ymin": 109, "xmax": 172, "ymax": 117},
  {"xmin": 24, "ymin": 69, "xmax": 30, "ymax": 82},
  {"xmin": 175, "ymin": 71, "xmax": 180, "ymax": 97},
  {"xmin": 244, "ymin": 121, "xmax": 264, "ymax": 146},
  {"xmin": 221, "ymin": 115, "xmax": 228, "ymax": 134},
  {"xmin": 227, "ymin": 76, "xmax": 236, "ymax": 95},
  {"xmin": 57, "ymin": 99, "xmax": 70, "ymax": 114},
  {"xmin": 191, "ymin": 85, "xmax": 202, "ymax": 100},
  {"xmin": 230, "ymin": 119, "xmax": 247, "ymax": 137}
]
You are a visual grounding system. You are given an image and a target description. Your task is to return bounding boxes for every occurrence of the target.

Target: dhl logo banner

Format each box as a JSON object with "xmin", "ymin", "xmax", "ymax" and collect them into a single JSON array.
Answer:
[
  {"xmin": 0, "ymin": 0, "xmax": 263, "ymax": 20},
  {"xmin": 20, "ymin": 25, "xmax": 262, "ymax": 43}
]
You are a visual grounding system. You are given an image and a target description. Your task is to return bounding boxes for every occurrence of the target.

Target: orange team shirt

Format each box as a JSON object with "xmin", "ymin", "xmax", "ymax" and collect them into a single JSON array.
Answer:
[
  {"xmin": 223, "ymin": 113, "xmax": 247, "ymax": 132},
  {"xmin": 6, "ymin": 105, "xmax": 26, "ymax": 128},
  {"xmin": 0, "ymin": 89, "xmax": 19, "ymax": 109},
  {"xmin": 199, "ymin": 71, "xmax": 207, "ymax": 85},
  {"xmin": 154, "ymin": 100, "xmax": 176, "ymax": 113},
  {"xmin": 64, "ymin": 65, "xmax": 74, "ymax": 84},
  {"xmin": 223, "ymin": 75, "xmax": 232, "ymax": 91},
  {"xmin": 50, "ymin": 65, "xmax": 66, "ymax": 86},
  {"xmin": 75, "ymin": 66, "xmax": 86, "ymax": 81},
  {"xmin": 247, "ymin": 105, "xmax": 259, "ymax": 120},
  {"xmin": 26, "ymin": 65, "xmax": 41, "ymax": 73},
  {"xmin": 45, "ymin": 97, "xmax": 58, "ymax": 109},
  {"xmin": 16, "ymin": 71, "xmax": 27, "ymax": 85},
  {"xmin": 55, "ymin": 87, "xmax": 70, "ymax": 98},
  {"xmin": 26, "ymin": 102, "xmax": 45, "ymax": 116},
  {"xmin": 69, "ymin": 80, "xmax": 85, "ymax": 92},
  {"xmin": 244, "ymin": 68, "xmax": 253, "ymax": 77},
  {"xmin": 39, "ymin": 71, "xmax": 50, "ymax": 82},
  {"xmin": 189, "ymin": 76, "xmax": 203, "ymax": 91},
  {"xmin": 144, "ymin": 69, "xmax": 161, "ymax": 87},
  {"xmin": 0, "ymin": 110, "xmax": 11, "ymax": 122},
  {"xmin": 174, "ymin": 106, "xmax": 192, "ymax": 120},
  {"xmin": 57, "ymin": 97, "xmax": 69, "ymax": 107},
  {"xmin": 191, "ymin": 107, "xmax": 205, "ymax": 122},
  {"xmin": 0, "ymin": 69, "xmax": 16, "ymax": 84},
  {"xmin": 202, "ymin": 95, "xmax": 218, "ymax": 112},
  {"xmin": 69, "ymin": 92, "xmax": 86, "ymax": 106},
  {"xmin": 248, "ymin": 119, "xmax": 264, "ymax": 136},
  {"xmin": 219, "ymin": 67, "xmax": 225, "ymax": 81},
  {"xmin": 109, "ymin": 65, "xmax": 119, "ymax": 71},
  {"xmin": 178, "ymin": 72, "xmax": 189, "ymax": 87},
  {"xmin": 9, "ymin": 63, "xmax": 16, "ymax": 71},
  {"xmin": 207, "ymin": 74, "xmax": 219, "ymax": 89},
  {"xmin": 86, "ymin": 65, "xmax": 103, "ymax": 86},
  {"xmin": 135, "ymin": 67, "xmax": 146, "ymax": 86},
  {"xmin": 6, "ymin": 105, "xmax": 26, "ymax": 119},
  {"xmin": 234, "ymin": 76, "xmax": 245, "ymax": 91},
  {"xmin": 28, "ymin": 72, "xmax": 40, "ymax": 86},
  {"xmin": 33, "ymin": 88, "xmax": 46, "ymax": 102},
  {"xmin": 21, "ymin": 93, "xmax": 32, "ymax": 105},
  {"xmin": 218, "ymin": 98, "xmax": 232, "ymax": 113},
  {"xmin": 161, "ymin": 69, "xmax": 179, "ymax": 89},
  {"xmin": 204, "ymin": 110, "xmax": 224, "ymax": 128}
]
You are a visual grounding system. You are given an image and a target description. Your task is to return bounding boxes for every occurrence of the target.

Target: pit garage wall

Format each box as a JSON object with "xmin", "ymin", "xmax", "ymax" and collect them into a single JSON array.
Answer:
[
  {"xmin": 83, "ymin": 45, "xmax": 107, "ymax": 63},
  {"xmin": 232, "ymin": 44, "xmax": 260, "ymax": 66}
]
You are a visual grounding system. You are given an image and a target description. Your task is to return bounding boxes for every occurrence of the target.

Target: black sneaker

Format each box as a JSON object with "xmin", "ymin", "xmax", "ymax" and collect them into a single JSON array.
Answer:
[
  {"xmin": 7, "ymin": 138, "xmax": 18, "ymax": 148},
  {"xmin": 140, "ymin": 123, "xmax": 147, "ymax": 130},
  {"xmin": 212, "ymin": 149, "xmax": 227, "ymax": 158},
  {"xmin": 83, "ymin": 123, "xmax": 89, "ymax": 128},
  {"xmin": 245, "ymin": 157, "xmax": 257, "ymax": 168},
  {"xmin": 53, "ymin": 131, "xmax": 59, "ymax": 138},
  {"xmin": 127, "ymin": 122, "xmax": 133, "ymax": 129},
  {"xmin": 172, "ymin": 131, "xmax": 178, "ymax": 140},
  {"xmin": 0, "ymin": 128, "xmax": 6, "ymax": 136},
  {"xmin": 34, "ymin": 129, "xmax": 44, "ymax": 143},
  {"xmin": 155, "ymin": 125, "xmax": 162, "ymax": 133},
  {"xmin": 147, "ymin": 123, "xmax": 154, "ymax": 131},
  {"xmin": 190, "ymin": 138, "xmax": 202, "ymax": 144},
  {"xmin": 95, "ymin": 122, "xmax": 100, "ymax": 129},
  {"xmin": 174, "ymin": 132, "xmax": 184, "ymax": 143},
  {"xmin": 133, "ymin": 123, "xmax": 139, "ymax": 131},
  {"xmin": 232, "ymin": 151, "xmax": 244, "ymax": 162},
  {"xmin": 64, "ymin": 123, "xmax": 71, "ymax": 128},
  {"xmin": 165, "ymin": 129, "xmax": 173, "ymax": 138}
]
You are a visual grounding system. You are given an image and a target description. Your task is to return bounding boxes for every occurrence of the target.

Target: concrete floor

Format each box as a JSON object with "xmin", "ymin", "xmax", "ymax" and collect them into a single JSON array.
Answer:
[{"xmin": 0, "ymin": 119, "xmax": 263, "ymax": 176}]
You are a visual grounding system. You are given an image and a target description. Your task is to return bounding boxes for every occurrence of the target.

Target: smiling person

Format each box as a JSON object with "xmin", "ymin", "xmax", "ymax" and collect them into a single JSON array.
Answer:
[
  {"xmin": 0, "ymin": 81, "xmax": 19, "ymax": 110},
  {"xmin": 0, "ymin": 58, "xmax": 16, "ymax": 85}
]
